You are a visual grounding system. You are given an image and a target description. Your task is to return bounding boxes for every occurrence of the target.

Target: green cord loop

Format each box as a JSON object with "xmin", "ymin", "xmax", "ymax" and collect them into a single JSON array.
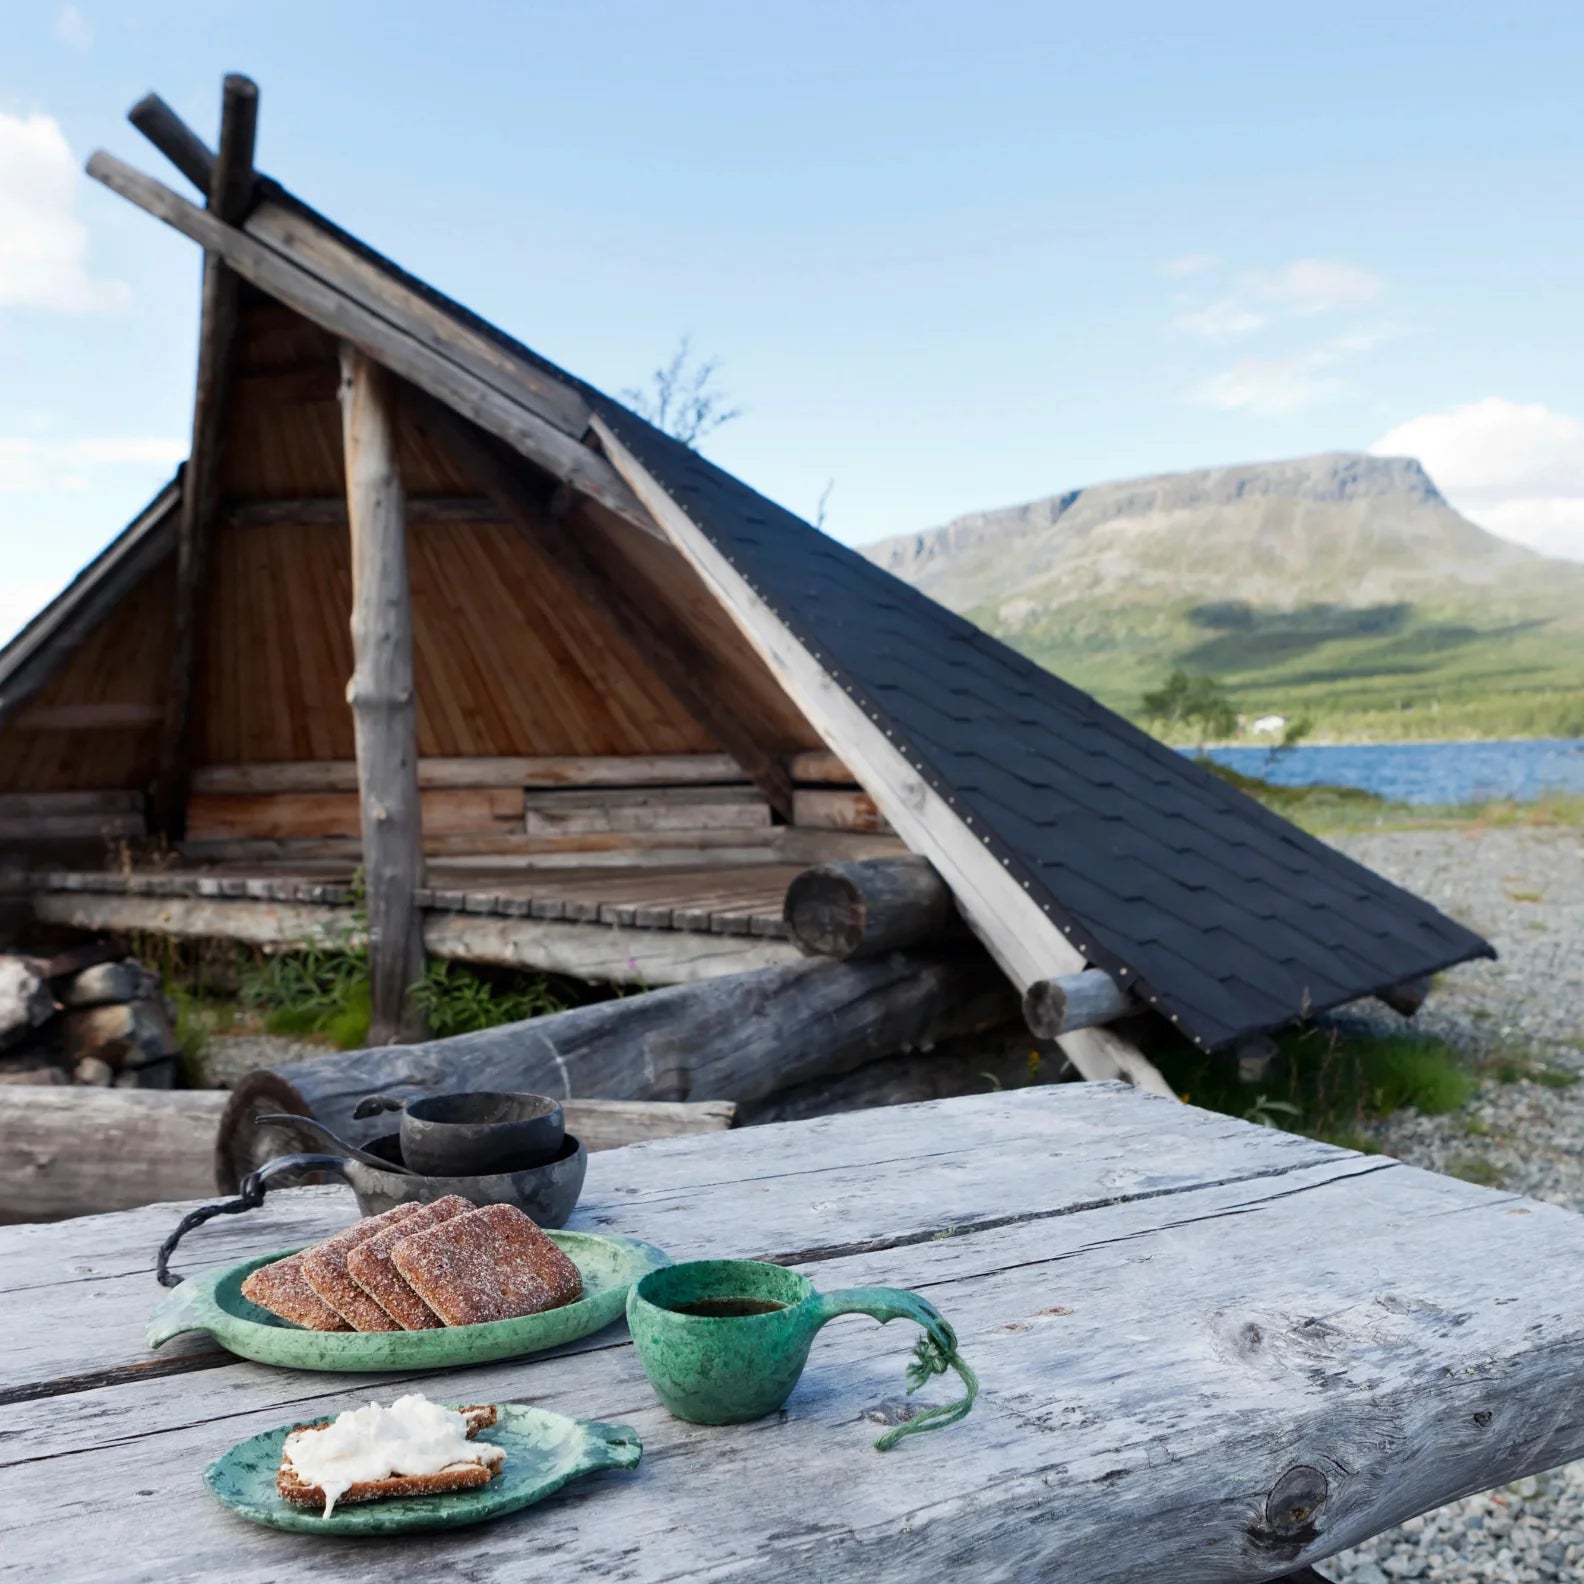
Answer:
[{"xmin": 873, "ymin": 1333, "xmax": 980, "ymax": 1452}]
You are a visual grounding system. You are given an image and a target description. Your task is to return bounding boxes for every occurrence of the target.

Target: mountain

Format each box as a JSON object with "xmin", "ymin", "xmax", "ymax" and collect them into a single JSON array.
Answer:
[{"xmin": 861, "ymin": 453, "xmax": 1584, "ymax": 740}]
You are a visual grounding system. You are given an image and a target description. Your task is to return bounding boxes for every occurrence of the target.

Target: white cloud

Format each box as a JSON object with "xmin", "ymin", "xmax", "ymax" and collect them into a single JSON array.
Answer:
[
  {"xmin": 1371, "ymin": 398, "xmax": 1584, "ymax": 561},
  {"xmin": 0, "ymin": 435, "xmax": 185, "ymax": 493},
  {"xmin": 1190, "ymin": 331, "xmax": 1391, "ymax": 415},
  {"xmin": 1244, "ymin": 259, "xmax": 1384, "ymax": 315},
  {"xmin": 53, "ymin": 4, "xmax": 93, "ymax": 50},
  {"xmin": 1172, "ymin": 300, "xmax": 1269, "ymax": 341},
  {"xmin": 1159, "ymin": 253, "xmax": 1216, "ymax": 279},
  {"xmin": 0, "ymin": 111, "xmax": 128, "ymax": 313},
  {"xmin": 1172, "ymin": 257, "xmax": 1386, "ymax": 342}
]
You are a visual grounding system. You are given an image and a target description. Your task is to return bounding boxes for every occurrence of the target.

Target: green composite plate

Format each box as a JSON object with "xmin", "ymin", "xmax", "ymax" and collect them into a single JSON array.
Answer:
[
  {"xmin": 148, "ymin": 1231, "xmax": 668, "ymax": 1371},
  {"xmin": 206, "ymin": 1402, "xmax": 641, "ymax": 1535}
]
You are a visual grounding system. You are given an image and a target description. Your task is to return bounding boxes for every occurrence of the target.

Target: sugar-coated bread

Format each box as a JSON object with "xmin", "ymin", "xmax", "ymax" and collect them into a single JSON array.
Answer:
[
  {"xmin": 346, "ymin": 1195, "xmax": 473, "ymax": 1330},
  {"xmin": 241, "ymin": 1253, "xmax": 351, "ymax": 1332},
  {"xmin": 391, "ymin": 1204, "xmax": 583, "ymax": 1327},
  {"xmin": 300, "ymin": 1203, "xmax": 425, "ymax": 1332}
]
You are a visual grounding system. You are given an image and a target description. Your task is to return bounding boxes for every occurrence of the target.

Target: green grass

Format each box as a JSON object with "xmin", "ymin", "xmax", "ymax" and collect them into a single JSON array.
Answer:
[
  {"xmin": 411, "ymin": 960, "xmax": 569, "ymax": 1039},
  {"xmin": 240, "ymin": 943, "xmax": 373, "ymax": 1050},
  {"xmin": 1159, "ymin": 1023, "xmax": 1476, "ymax": 1146},
  {"xmin": 1446, "ymin": 1155, "xmax": 1505, "ymax": 1188},
  {"xmin": 987, "ymin": 588, "xmax": 1584, "ymax": 743},
  {"xmin": 236, "ymin": 948, "xmax": 573, "ymax": 1050}
]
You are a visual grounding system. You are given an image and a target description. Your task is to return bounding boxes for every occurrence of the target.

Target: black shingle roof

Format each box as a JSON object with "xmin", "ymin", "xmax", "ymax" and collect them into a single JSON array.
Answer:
[
  {"xmin": 588, "ymin": 409, "xmax": 1495, "ymax": 1050},
  {"xmin": 256, "ymin": 184, "xmax": 1497, "ymax": 1049}
]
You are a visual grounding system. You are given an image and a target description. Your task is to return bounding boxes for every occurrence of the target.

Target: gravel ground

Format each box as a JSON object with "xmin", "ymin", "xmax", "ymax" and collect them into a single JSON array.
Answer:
[{"xmin": 1319, "ymin": 825, "xmax": 1584, "ymax": 1583}]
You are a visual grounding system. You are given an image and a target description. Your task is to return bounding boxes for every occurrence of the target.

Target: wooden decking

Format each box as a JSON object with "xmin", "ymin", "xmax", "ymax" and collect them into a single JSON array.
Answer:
[{"xmin": 26, "ymin": 861, "xmax": 806, "ymax": 985}]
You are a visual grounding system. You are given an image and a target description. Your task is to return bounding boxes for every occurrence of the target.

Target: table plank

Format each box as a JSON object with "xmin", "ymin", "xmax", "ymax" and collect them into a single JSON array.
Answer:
[
  {"xmin": 0, "ymin": 1087, "xmax": 1341, "ymax": 1397},
  {"xmin": 3, "ymin": 1086, "xmax": 1582, "ymax": 1584},
  {"xmin": 3, "ymin": 1153, "xmax": 1584, "ymax": 1584}
]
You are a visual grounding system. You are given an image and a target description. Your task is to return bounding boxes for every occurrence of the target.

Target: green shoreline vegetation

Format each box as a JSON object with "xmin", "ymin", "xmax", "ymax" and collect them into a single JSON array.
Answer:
[{"xmin": 988, "ymin": 600, "xmax": 1584, "ymax": 744}]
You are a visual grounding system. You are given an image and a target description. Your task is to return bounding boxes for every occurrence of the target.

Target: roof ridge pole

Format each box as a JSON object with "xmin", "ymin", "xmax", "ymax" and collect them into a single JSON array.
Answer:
[
  {"xmin": 147, "ymin": 74, "xmax": 258, "ymax": 842},
  {"xmin": 339, "ymin": 345, "xmax": 427, "ymax": 1044},
  {"xmin": 127, "ymin": 93, "xmax": 216, "ymax": 193}
]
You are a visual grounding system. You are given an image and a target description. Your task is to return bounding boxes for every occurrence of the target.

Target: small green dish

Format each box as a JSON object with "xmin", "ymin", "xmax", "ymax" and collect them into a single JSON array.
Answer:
[
  {"xmin": 149, "ymin": 1231, "xmax": 668, "ymax": 1372},
  {"xmin": 206, "ymin": 1402, "xmax": 641, "ymax": 1534}
]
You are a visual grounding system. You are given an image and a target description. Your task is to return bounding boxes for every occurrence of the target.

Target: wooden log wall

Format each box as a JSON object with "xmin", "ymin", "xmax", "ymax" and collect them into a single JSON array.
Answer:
[{"xmin": 153, "ymin": 744, "xmax": 877, "ymax": 858}]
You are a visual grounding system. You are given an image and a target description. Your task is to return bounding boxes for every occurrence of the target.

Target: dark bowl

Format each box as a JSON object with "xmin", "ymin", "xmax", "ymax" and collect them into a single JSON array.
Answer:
[
  {"xmin": 398, "ymin": 1091, "xmax": 565, "ymax": 1177},
  {"xmin": 348, "ymin": 1131, "xmax": 587, "ymax": 1227}
]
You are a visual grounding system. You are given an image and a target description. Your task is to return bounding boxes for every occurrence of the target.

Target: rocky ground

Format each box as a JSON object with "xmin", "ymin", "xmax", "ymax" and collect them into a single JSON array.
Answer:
[{"xmin": 1321, "ymin": 824, "xmax": 1584, "ymax": 1583}]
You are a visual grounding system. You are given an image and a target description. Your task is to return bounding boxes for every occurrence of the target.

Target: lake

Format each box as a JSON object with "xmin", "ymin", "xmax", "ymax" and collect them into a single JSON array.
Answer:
[{"xmin": 1198, "ymin": 738, "xmax": 1584, "ymax": 806}]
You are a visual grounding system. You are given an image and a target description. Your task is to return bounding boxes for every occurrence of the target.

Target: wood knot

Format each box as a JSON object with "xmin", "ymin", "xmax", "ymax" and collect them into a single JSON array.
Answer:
[
  {"xmin": 1265, "ymin": 1464, "xmax": 1328, "ymax": 1537},
  {"xmin": 1473, "ymin": 1409, "xmax": 1493, "ymax": 1428}
]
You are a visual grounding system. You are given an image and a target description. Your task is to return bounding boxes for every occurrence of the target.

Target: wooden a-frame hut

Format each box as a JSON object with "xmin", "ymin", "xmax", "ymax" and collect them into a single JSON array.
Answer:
[{"xmin": 0, "ymin": 78, "xmax": 1490, "ymax": 1089}]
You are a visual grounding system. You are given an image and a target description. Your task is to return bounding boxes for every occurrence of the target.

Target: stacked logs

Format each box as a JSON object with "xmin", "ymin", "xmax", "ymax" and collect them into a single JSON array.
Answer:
[
  {"xmin": 0, "ymin": 944, "xmax": 180, "ymax": 1089},
  {"xmin": 782, "ymin": 856, "xmax": 1137, "ymax": 1039}
]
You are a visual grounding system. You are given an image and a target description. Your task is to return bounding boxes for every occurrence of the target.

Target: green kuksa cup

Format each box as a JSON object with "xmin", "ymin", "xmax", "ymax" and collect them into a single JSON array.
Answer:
[{"xmin": 626, "ymin": 1259, "xmax": 978, "ymax": 1450}]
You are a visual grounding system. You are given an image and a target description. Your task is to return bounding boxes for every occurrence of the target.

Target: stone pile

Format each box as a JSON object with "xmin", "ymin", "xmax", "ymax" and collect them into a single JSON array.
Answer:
[{"xmin": 0, "ymin": 944, "xmax": 180, "ymax": 1089}]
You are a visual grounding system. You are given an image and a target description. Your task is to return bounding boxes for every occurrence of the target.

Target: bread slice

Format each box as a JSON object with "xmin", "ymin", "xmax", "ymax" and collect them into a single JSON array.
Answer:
[
  {"xmin": 345, "ymin": 1195, "xmax": 472, "ymax": 1331},
  {"xmin": 240, "ymin": 1253, "xmax": 351, "ymax": 1332},
  {"xmin": 277, "ymin": 1404, "xmax": 501, "ymax": 1511},
  {"xmin": 300, "ymin": 1203, "xmax": 425, "ymax": 1332},
  {"xmin": 391, "ymin": 1203, "xmax": 583, "ymax": 1327}
]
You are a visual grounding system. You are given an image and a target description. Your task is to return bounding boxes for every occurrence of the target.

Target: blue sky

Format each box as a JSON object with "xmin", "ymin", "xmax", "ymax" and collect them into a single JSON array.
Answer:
[{"xmin": 4, "ymin": 0, "xmax": 1583, "ymax": 640}]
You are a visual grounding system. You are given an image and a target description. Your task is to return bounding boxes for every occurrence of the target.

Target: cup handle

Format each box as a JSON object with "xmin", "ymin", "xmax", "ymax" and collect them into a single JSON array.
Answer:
[{"xmin": 813, "ymin": 1287, "xmax": 978, "ymax": 1452}]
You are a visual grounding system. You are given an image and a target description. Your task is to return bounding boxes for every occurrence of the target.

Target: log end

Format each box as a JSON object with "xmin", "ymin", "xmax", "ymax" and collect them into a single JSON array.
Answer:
[
  {"xmin": 216, "ymin": 1069, "xmax": 316, "ymax": 1192},
  {"xmin": 782, "ymin": 867, "xmax": 865, "ymax": 959},
  {"xmin": 1021, "ymin": 978, "xmax": 1069, "ymax": 1041},
  {"xmin": 1377, "ymin": 974, "xmax": 1432, "ymax": 1018}
]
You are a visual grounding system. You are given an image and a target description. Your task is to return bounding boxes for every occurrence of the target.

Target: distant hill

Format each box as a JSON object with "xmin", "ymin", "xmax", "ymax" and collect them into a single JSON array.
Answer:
[{"xmin": 862, "ymin": 453, "xmax": 1584, "ymax": 740}]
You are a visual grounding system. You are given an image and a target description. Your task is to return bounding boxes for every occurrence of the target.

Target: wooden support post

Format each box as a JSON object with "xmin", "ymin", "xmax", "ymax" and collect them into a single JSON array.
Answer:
[
  {"xmin": 783, "ymin": 856, "xmax": 961, "ymax": 959},
  {"xmin": 405, "ymin": 393, "xmax": 796, "ymax": 820},
  {"xmin": 1021, "ymin": 968, "xmax": 1134, "ymax": 1039},
  {"xmin": 1377, "ymin": 974, "xmax": 1432, "ymax": 1018},
  {"xmin": 147, "ymin": 74, "xmax": 257, "ymax": 840},
  {"xmin": 339, "ymin": 345, "xmax": 426, "ymax": 1043}
]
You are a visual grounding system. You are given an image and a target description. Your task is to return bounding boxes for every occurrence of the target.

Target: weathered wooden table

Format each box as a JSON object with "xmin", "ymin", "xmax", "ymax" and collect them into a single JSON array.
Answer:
[{"xmin": 4, "ymin": 1083, "xmax": 1582, "ymax": 1582}]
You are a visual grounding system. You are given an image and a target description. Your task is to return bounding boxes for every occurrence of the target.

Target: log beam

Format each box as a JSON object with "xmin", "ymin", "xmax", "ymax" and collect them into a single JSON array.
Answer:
[
  {"xmin": 0, "ymin": 1088, "xmax": 734, "ymax": 1220},
  {"xmin": 217, "ymin": 948, "xmax": 1019, "ymax": 1187},
  {"xmin": 127, "ymin": 93, "xmax": 214, "ymax": 193},
  {"xmin": 147, "ymin": 74, "xmax": 258, "ymax": 840},
  {"xmin": 339, "ymin": 345, "xmax": 426, "ymax": 1042},
  {"xmin": 1022, "ymin": 968, "xmax": 1134, "ymax": 1039},
  {"xmin": 406, "ymin": 394, "xmax": 796, "ymax": 820},
  {"xmin": 84, "ymin": 151, "xmax": 657, "ymax": 539},
  {"xmin": 783, "ymin": 856, "xmax": 961, "ymax": 959},
  {"xmin": 1377, "ymin": 974, "xmax": 1432, "ymax": 1018}
]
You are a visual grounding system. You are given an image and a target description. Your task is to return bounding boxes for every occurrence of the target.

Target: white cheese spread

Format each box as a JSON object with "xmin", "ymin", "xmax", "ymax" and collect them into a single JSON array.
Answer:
[{"xmin": 281, "ymin": 1393, "xmax": 504, "ymax": 1517}]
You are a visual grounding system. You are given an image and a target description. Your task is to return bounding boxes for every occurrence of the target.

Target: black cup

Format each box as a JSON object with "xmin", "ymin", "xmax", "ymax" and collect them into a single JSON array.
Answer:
[{"xmin": 398, "ymin": 1091, "xmax": 565, "ymax": 1177}]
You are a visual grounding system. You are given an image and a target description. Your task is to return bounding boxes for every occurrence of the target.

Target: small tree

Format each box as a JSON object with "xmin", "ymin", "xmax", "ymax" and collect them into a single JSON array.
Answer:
[
  {"xmin": 1141, "ymin": 669, "xmax": 1238, "ymax": 748},
  {"xmin": 621, "ymin": 337, "xmax": 742, "ymax": 447},
  {"xmin": 1266, "ymin": 714, "xmax": 1313, "ymax": 771}
]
